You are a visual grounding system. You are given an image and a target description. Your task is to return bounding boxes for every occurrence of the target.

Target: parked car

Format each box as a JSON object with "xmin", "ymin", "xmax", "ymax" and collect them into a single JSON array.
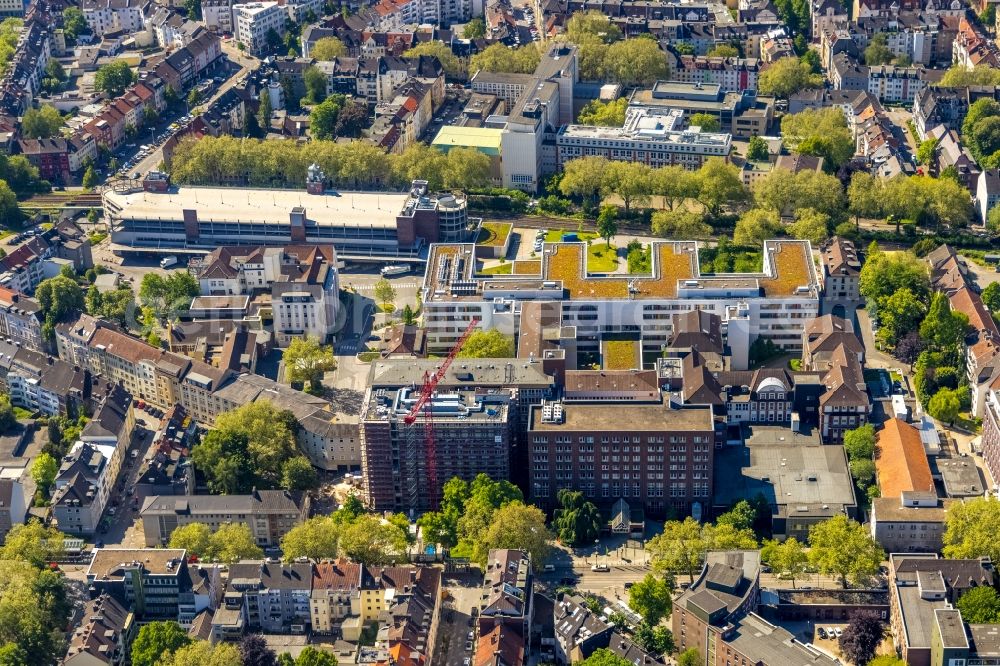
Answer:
[
  {"xmin": 833, "ymin": 628, "xmax": 843, "ymax": 638},
  {"xmin": 817, "ymin": 628, "xmax": 827, "ymax": 640},
  {"xmin": 591, "ymin": 563, "xmax": 610, "ymax": 572}
]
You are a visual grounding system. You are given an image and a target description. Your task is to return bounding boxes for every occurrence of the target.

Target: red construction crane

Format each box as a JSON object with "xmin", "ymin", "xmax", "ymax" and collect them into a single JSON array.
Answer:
[{"xmin": 403, "ymin": 318, "xmax": 479, "ymax": 509}]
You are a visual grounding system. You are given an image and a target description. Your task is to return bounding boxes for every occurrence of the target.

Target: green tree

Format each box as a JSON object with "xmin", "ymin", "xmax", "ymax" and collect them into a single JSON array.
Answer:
[
  {"xmin": 559, "ymin": 156, "xmax": 608, "ymax": 204},
  {"xmin": 693, "ymin": 159, "xmax": 748, "ymax": 218},
  {"xmin": 937, "ymin": 64, "xmax": 1000, "ymax": 87},
  {"xmin": 864, "ymin": 32, "xmax": 894, "ymax": 65},
  {"xmin": 633, "ymin": 624, "xmax": 674, "ymax": 655},
  {"xmin": 552, "ymin": 489, "xmax": 602, "ymax": 546},
  {"xmin": 211, "ymin": 523, "xmax": 264, "ymax": 564},
  {"xmin": 304, "ymin": 66, "xmax": 328, "ymax": 104},
  {"xmin": 627, "ymin": 573, "xmax": 672, "ymax": 625},
  {"xmin": 576, "ymin": 648, "xmax": 633, "ymax": 666},
  {"xmin": 334, "ymin": 100, "xmax": 368, "ymax": 138},
  {"xmin": 94, "ymin": 60, "xmax": 136, "ymax": 97},
  {"xmin": 920, "ymin": 292, "xmax": 969, "ymax": 351},
  {"xmin": 284, "ymin": 335, "xmax": 336, "ymax": 389},
  {"xmin": 81, "ymin": 166, "xmax": 98, "ymax": 190},
  {"xmin": 281, "ymin": 456, "xmax": 319, "ymax": 491},
  {"xmin": 183, "ymin": 0, "xmax": 202, "ymax": 20},
  {"xmin": 403, "ymin": 42, "xmax": 463, "ymax": 77},
  {"xmin": 927, "ymin": 388, "xmax": 961, "ymax": 425},
  {"xmin": 0, "ymin": 519, "xmax": 65, "ymax": 567},
  {"xmin": 168, "ymin": 522, "xmax": 212, "ymax": 558},
  {"xmin": 707, "ymin": 44, "xmax": 739, "ymax": 57},
  {"xmin": 0, "ymin": 394, "xmax": 15, "ymax": 434},
  {"xmin": 463, "ymin": 17, "xmax": 486, "ymax": 38},
  {"xmin": 757, "ymin": 57, "xmax": 823, "ymax": 98},
  {"xmin": 604, "ymin": 38, "xmax": 669, "ymax": 86},
  {"xmin": 746, "ymin": 135, "xmax": 769, "ymax": 162},
  {"xmin": 843, "ymin": 424, "xmax": 876, "ymax": 461},
  {"xmin": 916, "ymin": 138, "xmax": 938, "ymax": 166},
  {"xmin": 781, "ymin": 107, "xmax": 855, "ymax": 170},
  {"xmin": 734, "ymin": 208, "xmax": 781, "ymax": 246},
  {"xmin": 187, "ymin": 89, "xmax": 202, "ymax": 109},
  {"xmin": 760, "ymin": 537, "xmax": 809, "ymax": 587},
  {"xmin": 788, "ymin": 208, "xmax": 831, "ymax": 245},
  {"xmin": 858, "ymin": 248, "xmax": 930, "ymax": 305},
  {"xmin": 651, "ymin": 208, "xmax": 711, "ymax": 239},
  {"xmin": 849, "ymin": 458, "xmax": 876, "ymax": 490},
  {"xmin": 753, "ymin": 169, "xmax": 846, "ymax": 222},
  {"xmin": 29, "ymin": 453, "xmax": 56, "ymax": 492},
  {"xmin": 956, "ymin": 585, "xmax": 1000, "ymax": 623},
  {"xmin": 63, "ymin": 7, "xmax": 87, "ymax": 42},
  {"xmin": 311, "ymin": 37, "xmax": 347, "ymax": 60},
  {"xmin": 22, "ymin": 105, "xmax": 63, "ymax": 139},
  {"xmin": 339, "ymin": 514, "xmax": 409, "ymax": 565},
  {"xmin": 677, "ymin": 648, "xmax": 702, "ymax": 666},
  {"xmin": 374, "ymin": 277, "xmax": 396, "ymax": 308},
  {"xmin": 442, "ymin": 147, "xmax": 491, "ymax": 191},
  {"xmin": 470, "ymin": 43, "xmax": 541, "ymax": 74},
  {"xmin": 597, "ymin": 205, "xmax": 618, "ymax": 246},
  {"xmin": 647, "ymin": 517, "xmax": 707, "ymax": 583},
  {"xmin": 983, "ymin": 281, "xmax": 1000, "ymax": 312},
  {"xmin": 688, "ymin": 112, "xmax": 720, "ymax": 132},
  {"xmin": 402, "ymin": 304, "xmax": 417, "ymax": 325},
  {"xmin": 602, "ymin": 161, "xmax": 652, "ymax": 214},
  {"xmin": 0, "ymin": 560, "xmax": 71, "ymax": 666},
  {"xmin": 131, "ymin": 621, "xmax": 191, "ymax": 666},
  {"xmin": 295, "ymin": 647, "xmax": 338, "ymax": 666},
  {"xmin": 457, "ymin": 329, "xmax": 515, "ymax": 357},
  {"xmin": 475, "ymin": 501, "xmax": 551, "ymax": 566},
  {"xmin": 807, "ymin": 515, "xmax": 885, "ymax": 588},
  {"xmin": 139, "ymin": 272, "xmax": 200, "ymax": 320},
  {"xmin": 281, "ymin": 516, "xmax": 340, "ymax": 561},
  {"xmin": 716, "ymin": 500, "xmax": 757, "ymax": 532},
  {"xmin": 848, "ymin": 171, "xmax": 883, "ymax": 226},
  {"xmin": 577, "ymin": 98, "xmax": 628, "ymax": 126},
  {"xmin": 160, "ymin": 641, "xmax": 242, "ymax": 666},
  {"xmin": 943, "ymin": 497, "xmax": 1000, "ymax": 565},
  {"xmin": 257, "ymin": 90, "xmax": 273, "ymax": 132}
]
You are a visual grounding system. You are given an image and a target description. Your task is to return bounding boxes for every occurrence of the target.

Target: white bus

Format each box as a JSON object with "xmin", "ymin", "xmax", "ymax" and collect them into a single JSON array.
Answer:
[
  {"xmin": 380, "ymin": 265, "xmax": 409, "ymax": 277},
  {"xmin": 159, "ymin": 256, "xmax": 178, "ymax": 269}
]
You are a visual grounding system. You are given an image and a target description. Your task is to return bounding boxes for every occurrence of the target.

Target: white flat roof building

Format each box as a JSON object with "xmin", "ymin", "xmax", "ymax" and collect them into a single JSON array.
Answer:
[
  {"xmin": 557, "ymin": 107, "xmax": 732, "ymax": 170},
  {"xmin": 420, "ymin": 239, "xmax": 820, "ymax": 355}
]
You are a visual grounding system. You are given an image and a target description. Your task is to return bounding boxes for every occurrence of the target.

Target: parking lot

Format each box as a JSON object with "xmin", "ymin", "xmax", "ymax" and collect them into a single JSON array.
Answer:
[{"xmin": 435, "ymin": 573, "xmax": 483, "ymax": 666}]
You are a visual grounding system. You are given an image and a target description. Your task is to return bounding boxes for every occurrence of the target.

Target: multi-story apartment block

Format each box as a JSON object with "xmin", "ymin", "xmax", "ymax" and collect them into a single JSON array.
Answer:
[
  {"xmin": 820, "ymin": 237, "xmax": 861, "ymax": 303},
  {"xmin": 225, "ymin": 560, "xmax": 313, "ymax": 633},
  {"xmin": 871, "ymin": 492, "xmax": 955, "ymax": 553},
  {"xmin": 976, "ymin": 168, "xmax": 1000, "ymax": 224},
  {"xmin": 420, "ymin": 240, "xmax": 820, "ymax": 358},
  {"xmin": 556, "ymin": 107, "xmax": 732, "ymax": 171},
  {"xmin": 0, "ymin": 478, "xmax": 27, "ymax": 542},
  {"xmin": 527, "ymin": 400, "xmax": 715, "ymax": 517},
  {"xmin": 0, "ymin": 236, "xmax": 55, "ymax": 293},
  {"xmin": 477, "ymin": 549, "xmax": 533, "ymax": 666},
  {"xmin": 0, "ymin": 288, "xmax": 43, "ymax": 350},
  {"xmin": 672, "ymin": 550, "xmax": 838, "ymax": 665},
  {"xmin": 800, "ymin": 315, "xmax": 870, "ymax": 442},
  {"xmin": 202, "ymin": 0, "xmax": 233, "ymax": 32},
  {"xmin": 667, "ymin": 55, "xmax": 760, "ymax": 92},
  {"xmin": 628, "ymin": 82, "xmax": 775, "ymax": 139},
  {"xmin": 311, "ymin": 559, "xmax": 361, "ymax": 634},
  {"xmin": 140, "ymin": 489, "xmax": 309, "ymax": 547},
  {"xmin": 81, "ymin": 0, "xmax": 149, "ymax": 37},
  {"xmin": 63, "ymin": 595, "xmax": 135, "ymax": 666},
  {"xmin": 231, "ymin": 1, "xmax": 286, "ymax": 55},
  {"xmin": 926, "ymin": 244, "xmax": 1000, "ymax": 418},
  {"xmin": 0, "ymin": 341, "xmax": 87, "ymax": 417},
  {"xmin": 87, "ymin": 548, "xmax": 192, "ymax": 620},
  {"xmin": 554, "ymin": 595, "xmax": 662, "ymax": 666},
  {"xmin": 52, "ymin": 442, "xmax": 114, "ymax": 535},
  {"xmin": 189, "ymin": 245, "xmax": 341, "ymax": 347},
  {"xmin": 889, "ymin": 554, "xmax": 996, "ymax": 666}
]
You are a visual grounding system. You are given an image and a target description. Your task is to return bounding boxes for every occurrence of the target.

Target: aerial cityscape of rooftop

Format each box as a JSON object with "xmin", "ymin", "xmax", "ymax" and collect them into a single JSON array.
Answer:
[{"xmin": 3, "ymin": 0, "xmax": 1000, "ymax": 663}]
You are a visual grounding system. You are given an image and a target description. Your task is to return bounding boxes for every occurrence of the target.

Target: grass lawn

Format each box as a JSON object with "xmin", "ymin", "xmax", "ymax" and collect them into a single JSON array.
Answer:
[
  {"xmin": 789, "ymin": 358, "xmax": 802, "ymax": 371},
  {"xmin": 587, "ymin": 243, "xmax": 619, "ymax": 272},
  {"xmin": 955, "ymin": 412, "xmax": 982, "ymax": 434},
  {"xmin": 476, "ymin": 221, "xmax": 512, "ymax": 247},
  {"xmin": 12, "ymin": 407, "xmax": 33, "ymax": 420},
  {"xmin": 479, "ymin": 263, "xmax": 513, "ymax": 275},
  {"xmin": 545, "ymin": 230, "xmax": 599, "ymax": 243},
  {"xmin": 889, "ymin": 370, "xmax": 903, "ymax": 383},
  {"xmin": 357, "ymin": 351, "xmax": 380, "ymax": 362}
]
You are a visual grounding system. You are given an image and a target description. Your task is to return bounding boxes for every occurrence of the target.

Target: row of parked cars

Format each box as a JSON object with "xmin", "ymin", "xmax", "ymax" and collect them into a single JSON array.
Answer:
[{"xmin": 7, "ymin": 227, "xmax": 43, "ymax": 245}]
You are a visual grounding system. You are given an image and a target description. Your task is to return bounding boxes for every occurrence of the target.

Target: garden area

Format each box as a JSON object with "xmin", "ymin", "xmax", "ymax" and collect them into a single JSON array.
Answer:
[
  {"xmin": 478, "ymin": 262, "xmax": 513, "ymax": 275},
  {"xmin": 587, "ymin": 242, "xmax": 620, "ymax": 273},
  {"xmin": 698, "ymin": 239, "xmax": 763, "ymax": 274},
  {"xmin": 602, "ymin": 339, "xmax": 640, "ymax": 370},
  {"xmin": 476, "ymin": 221, "xmax": 512, "ymax": 247}
]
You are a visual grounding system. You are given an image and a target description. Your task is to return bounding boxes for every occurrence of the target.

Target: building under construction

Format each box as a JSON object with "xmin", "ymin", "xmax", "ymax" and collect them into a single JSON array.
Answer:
[
  {"xmin": 360, "ymin": 386, "xmax": 515, "ymax": 511},
  {"xmin": 359, "ymin": 357, "xmax": 557, "ymax": 511}
]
